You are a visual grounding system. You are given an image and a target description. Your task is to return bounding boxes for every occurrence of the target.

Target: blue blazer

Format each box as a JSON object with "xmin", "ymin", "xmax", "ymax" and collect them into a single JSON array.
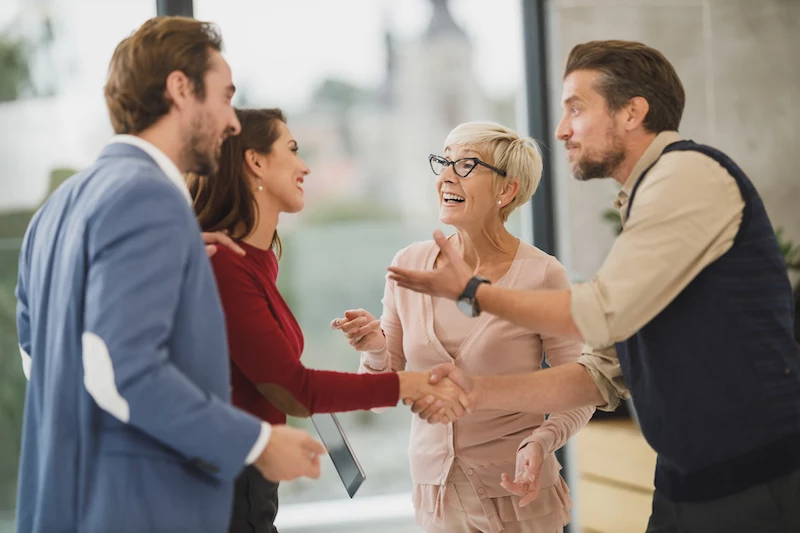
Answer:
[{"xmin": 15, "ymin": 143, "xmax": 263, "ymax": 533}]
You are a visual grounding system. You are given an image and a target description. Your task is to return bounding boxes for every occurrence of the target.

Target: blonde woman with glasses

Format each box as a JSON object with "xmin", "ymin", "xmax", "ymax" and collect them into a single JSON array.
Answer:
[{"xmin": 333, "ymin": 122, "xmax": 594, "ymax": 533}]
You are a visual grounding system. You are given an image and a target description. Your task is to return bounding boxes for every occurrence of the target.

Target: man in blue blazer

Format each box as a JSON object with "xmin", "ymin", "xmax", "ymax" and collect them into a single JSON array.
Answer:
[{"xmin": 14, "ymin": 17, "xmax": 325, "ymax": 533}]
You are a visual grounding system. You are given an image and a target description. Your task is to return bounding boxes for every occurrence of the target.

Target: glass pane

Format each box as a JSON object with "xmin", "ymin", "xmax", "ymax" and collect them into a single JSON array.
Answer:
[
  {"xmin": 0, "ymin": 1, "xmax": 526, "ymax": 530},
  {"xmin": 195, "ymin": 0, "xmax": 526, "ymax": 521},
  {"xmin": 0, "ymin": 1, "xmax": 156, "ymax": 529}
]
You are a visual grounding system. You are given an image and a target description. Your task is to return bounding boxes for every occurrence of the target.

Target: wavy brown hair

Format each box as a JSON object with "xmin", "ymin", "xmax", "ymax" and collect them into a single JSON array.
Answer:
[
  {"xmin": 105, "ymin": 16, "xmax": 223, "ymax": 135},
  {"xmin": 187, "ymin": 108, "xmax": 287, "ymax": 258}
]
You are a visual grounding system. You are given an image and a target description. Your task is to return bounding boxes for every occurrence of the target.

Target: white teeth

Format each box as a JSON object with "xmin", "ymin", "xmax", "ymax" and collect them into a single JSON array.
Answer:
[{"xmin": 443, "ymin": 193, "xmax": 465, "ymax": 202}]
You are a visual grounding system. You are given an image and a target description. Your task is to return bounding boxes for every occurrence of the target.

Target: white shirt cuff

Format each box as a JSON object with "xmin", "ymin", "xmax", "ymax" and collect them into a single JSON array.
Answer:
[
  {"xmin": 244, "ymin": 422, "xmax": 272, "ymax": 465},
  {"xmin": 19, "ymin": 345, "xmax": 31, "ymax": 381}
]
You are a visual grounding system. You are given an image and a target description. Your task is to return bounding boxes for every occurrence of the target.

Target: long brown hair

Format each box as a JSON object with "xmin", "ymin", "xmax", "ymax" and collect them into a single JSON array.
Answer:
[
  {"xmin": 187, "ymin": 108, "xmax": 286, "ymax": 258},
  {"xmin": 105, "ymin": 16, "xmax": 223, "ymax": 134}
]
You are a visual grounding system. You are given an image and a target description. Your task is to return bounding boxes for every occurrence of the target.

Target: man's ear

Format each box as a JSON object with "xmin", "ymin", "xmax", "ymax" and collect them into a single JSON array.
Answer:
[
  {"xmin": 623, "ymin": 96, "xmax": 650, "ymax": 132},
  {"xmin": 164, "ymin": 70, "xmax": 192, "ymax": 110}
]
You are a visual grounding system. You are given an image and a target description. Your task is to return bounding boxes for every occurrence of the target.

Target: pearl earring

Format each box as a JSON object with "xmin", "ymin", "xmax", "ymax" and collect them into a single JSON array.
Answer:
[
  {"xmin": 256, "ymin": 179, "xmax": 264, "ymax": 192},
  {"xmin": 497, "ymin": 200, "xmax": 502, "ymax": 205}
]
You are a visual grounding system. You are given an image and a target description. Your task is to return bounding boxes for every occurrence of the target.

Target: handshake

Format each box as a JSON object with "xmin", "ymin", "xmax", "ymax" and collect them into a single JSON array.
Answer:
[
  {"xmin": 397, "ymin": 365, "xmax": 476, "ymax": 424},
  {"xmin": 332, "ymin": 309, "xmax": 478, "ymax": 423}
]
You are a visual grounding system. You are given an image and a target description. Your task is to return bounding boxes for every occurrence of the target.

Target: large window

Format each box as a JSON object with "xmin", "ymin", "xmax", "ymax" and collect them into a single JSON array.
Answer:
[
  {"xmin": 0, "ymin": 1, "xmax": 157, "ymax": 530},
  {"xmin": 194, "ymin": 0, "xmax": 527, "ymax": 519},
  {"xmin": 0, "ymin": 1, "xmax": 526, "ymax": 530}
]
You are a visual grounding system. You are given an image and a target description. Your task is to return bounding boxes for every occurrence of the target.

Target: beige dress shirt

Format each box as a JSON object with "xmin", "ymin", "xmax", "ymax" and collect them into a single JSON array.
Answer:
[{"xmin": 571, "ymin": 131, "xmax": 746, "ymax": 410}]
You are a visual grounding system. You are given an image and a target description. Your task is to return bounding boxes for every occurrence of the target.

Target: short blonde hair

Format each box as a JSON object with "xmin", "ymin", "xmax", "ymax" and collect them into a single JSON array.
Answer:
[{"xmin": 444, "ymin": 121, "xmax": 542, "ymax": 222}]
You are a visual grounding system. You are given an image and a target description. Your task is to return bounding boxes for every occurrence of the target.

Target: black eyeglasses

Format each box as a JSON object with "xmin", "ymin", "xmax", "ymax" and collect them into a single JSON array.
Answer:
[{"xmin": 428, "ymin": 154, "xmax": 507, "ymax": 179}]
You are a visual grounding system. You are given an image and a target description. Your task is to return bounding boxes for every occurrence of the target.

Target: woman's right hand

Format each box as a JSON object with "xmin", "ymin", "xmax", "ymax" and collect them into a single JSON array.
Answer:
[{"xmin": 331, "ymin": 309, "xmax": 386, "ymax": 352}]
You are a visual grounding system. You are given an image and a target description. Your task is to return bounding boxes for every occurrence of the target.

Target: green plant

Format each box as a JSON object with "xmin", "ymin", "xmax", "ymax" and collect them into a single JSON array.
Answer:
[
  {"xmin": 775, "ymin": 228, "xmax": 800, "ymax": 272},
  {"xmin": 302, "ymin": 200, "xmax": 401, "ymax": 226},
  {"xmin": 601, "ymin": 208, "xmax": 623, "ymax": 235},
  {"xmin": 47, "ymin": 167, "xmax": 79, "ymax": 196},
  {"xmin": 0, "ymin": 36, "xmax": 31, "ymax": 102}
]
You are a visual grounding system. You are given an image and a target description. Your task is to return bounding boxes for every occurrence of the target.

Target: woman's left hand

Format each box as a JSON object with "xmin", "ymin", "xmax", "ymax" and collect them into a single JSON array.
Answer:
[
  {"xmin": 202, "ymin": 231, "xmax": 245, "ymax": 258},
  {"xmin": 331, "ymin": 309, "xmax": 385, "ymax": 352},
  {"xmin": 500, "ymin": 441, "xmax": 544, "ymax": 507}
]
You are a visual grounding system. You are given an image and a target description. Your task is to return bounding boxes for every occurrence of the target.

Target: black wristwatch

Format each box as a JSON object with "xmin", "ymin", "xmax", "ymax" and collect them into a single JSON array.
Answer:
[{"xmin": 457, "ymin": 276, "xmax": 490, "ymax": 317}]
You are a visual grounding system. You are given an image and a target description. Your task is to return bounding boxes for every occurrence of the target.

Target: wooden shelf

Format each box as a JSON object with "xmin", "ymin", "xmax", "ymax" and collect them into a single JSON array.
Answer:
[{"xmin": 574, "ymin": 419, "xmax": 657, "ymax": 533}]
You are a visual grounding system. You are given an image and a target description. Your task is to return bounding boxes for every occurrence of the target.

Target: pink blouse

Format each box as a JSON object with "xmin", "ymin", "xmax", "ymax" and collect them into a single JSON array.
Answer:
[{"xmin": 360, "ymin": 239, "xmax": 595, "ymax": 532}]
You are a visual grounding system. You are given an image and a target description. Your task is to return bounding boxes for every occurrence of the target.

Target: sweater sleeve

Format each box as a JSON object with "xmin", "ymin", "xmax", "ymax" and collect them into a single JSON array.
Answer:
[
  {"xmin": 520, "ymin": 258, "xmax": 595, "ymax": 456},
  {"xmin": 359, "ymin": 249, "xmax": 408, "ymax": 374},
  {"xmin": 212, "ymin": 249, "xmax": 399, "ymax": 413}
]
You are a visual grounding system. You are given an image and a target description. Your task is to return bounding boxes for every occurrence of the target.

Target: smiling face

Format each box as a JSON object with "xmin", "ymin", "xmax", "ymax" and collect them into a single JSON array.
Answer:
[
  {"xmin": 257, "ymin": 121, "xmax": 310, "ymax": 214},
  {"xmin": 555, "ymin": 69, "xmax": 627, "ymax": 181},
  {"xmin": 436, "ymin": 144, "xmax": 502, "ymax": 230},
  {"xmin": 187, "ymin": 108, "xmax": 300, "ymax": 243}
]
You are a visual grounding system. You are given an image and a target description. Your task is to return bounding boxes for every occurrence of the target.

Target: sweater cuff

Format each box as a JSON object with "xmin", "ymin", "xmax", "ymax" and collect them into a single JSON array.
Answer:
[
  {"xmin": 360, "ymin": 345, "xmax": 390, "ymax": 373},
  {"xmin": 519, "ymin": 428, "xmax": 556, "ymax": 457}
]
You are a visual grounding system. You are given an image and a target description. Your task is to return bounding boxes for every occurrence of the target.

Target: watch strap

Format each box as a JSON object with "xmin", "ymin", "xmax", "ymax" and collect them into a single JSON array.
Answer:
[{"xmin": 460, "ymin": 275, "xmax": 490, "ymax": 302}]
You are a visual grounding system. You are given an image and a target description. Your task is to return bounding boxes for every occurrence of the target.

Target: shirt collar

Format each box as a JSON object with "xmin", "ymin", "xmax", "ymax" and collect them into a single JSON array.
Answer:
[
  {"xmin": 107, "ymin": 134, "xmax": 192, "ymax": 205},
  {"xmin": 614, "ymin": 130, "xmax": 682, "ymax": 210}
]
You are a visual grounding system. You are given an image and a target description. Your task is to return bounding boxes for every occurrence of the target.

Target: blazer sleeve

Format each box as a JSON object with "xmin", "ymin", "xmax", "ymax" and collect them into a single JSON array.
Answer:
[{"xmin": 82, "ymin": 177, "xmax": 262, "ymax": 481}]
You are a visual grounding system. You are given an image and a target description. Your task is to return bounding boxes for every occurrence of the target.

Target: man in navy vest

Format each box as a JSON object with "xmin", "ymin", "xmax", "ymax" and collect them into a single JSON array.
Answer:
[
  {"xmin": 391, "ymin": 40, "xmax": 800, "ymax": 531},
  {"xmin": 14, "ymin": 17, "xmax": 325, "ymax": 533}
]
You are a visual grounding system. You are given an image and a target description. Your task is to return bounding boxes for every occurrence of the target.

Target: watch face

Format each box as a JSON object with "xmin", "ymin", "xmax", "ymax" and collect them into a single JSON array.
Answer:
[{"xmin": 457, "ymin": 298, "xmax": 475, "ymax": 317}]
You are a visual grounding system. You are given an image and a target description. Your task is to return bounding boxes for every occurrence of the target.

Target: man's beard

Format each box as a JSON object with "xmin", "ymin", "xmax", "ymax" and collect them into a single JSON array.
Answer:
[
  {"xmin": 183, "ymin": 112, "xmax": 219, "ymax": 177},
  {"xmin": 571, "ymin": 131, "xmax": 626, "ymax": 182}
]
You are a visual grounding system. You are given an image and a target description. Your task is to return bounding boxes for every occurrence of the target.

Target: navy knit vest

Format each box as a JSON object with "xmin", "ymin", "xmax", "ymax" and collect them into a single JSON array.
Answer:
[{"xmin": 615, "ymin": 140, "xmax": 800, "ymax": 502}]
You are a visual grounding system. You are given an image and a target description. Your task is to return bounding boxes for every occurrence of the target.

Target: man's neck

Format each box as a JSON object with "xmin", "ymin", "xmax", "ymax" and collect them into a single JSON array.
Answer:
[
  {"xmin": 137, "ymin": 121, "xmax": 185, "ymax": 172},
  {"xmin": 612, "ymin": 132, "xmax": 658, "ymax": 185}
]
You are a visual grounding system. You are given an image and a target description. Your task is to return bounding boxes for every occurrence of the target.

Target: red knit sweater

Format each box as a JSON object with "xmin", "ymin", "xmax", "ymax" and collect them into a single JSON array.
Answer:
[{"xmin": 210, "ymin": 241, "xmax": 399, "ymax": 425}]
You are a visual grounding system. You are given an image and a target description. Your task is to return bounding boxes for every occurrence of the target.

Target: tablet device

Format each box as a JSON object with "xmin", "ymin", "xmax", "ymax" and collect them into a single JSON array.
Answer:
[{"xmin": 310, "ymin": 413, "xmax": 366, "ymax": 498}]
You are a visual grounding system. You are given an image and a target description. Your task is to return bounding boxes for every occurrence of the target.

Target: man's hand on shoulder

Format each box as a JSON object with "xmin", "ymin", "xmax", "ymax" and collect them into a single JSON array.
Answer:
[{"xmin": 202, "ymin": 231, "xmax": 245, "ymax": 258}]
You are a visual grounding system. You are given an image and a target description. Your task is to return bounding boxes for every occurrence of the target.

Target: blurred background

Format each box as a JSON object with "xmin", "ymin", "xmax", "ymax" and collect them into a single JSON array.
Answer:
[{"xmin": 1, "ymin": 1, "xmax": 798, "ymax": 532}]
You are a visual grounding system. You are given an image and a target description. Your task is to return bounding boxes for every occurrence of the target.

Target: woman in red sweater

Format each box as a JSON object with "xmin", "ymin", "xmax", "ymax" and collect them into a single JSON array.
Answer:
[{"xmin": 187, "ymin": 108, "xmax": 469, "ymax": 533}]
